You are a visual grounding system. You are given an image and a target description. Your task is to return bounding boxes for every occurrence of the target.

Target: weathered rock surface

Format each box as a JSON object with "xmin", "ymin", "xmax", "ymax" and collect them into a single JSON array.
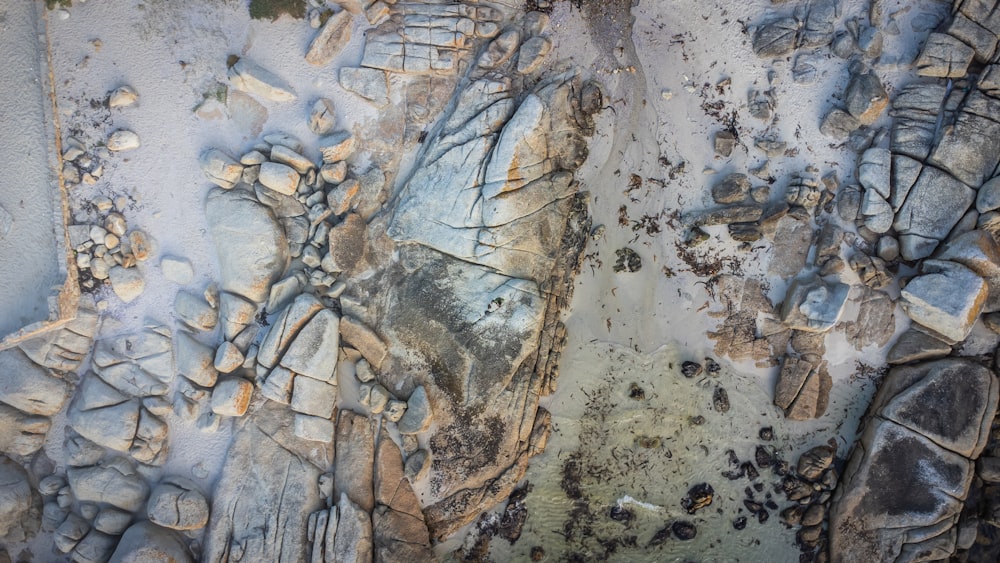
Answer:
[
  {"xmin": 900, "ymin": 259, "xmax": 987, "ymax": 343},
  {"xmin": 228, "ymin": 57, "xmax": 297, "ymax": 102},
  {"xmin": 109, "ymin": 521, "xmax": 192, "ymax": 563},
  {"xmin": 68, "ymin": 458, "xmax": 150, "ymax": 512},
  {"xmin": 887, "ymin": 327, "xmax": 952, "ymax": 365},
  {"xmin": 830, "ymin": 358, "xmax": 998, "ymax": 562},
  {"xmin": 147, "ymin": 477, "xmax": 210, "ymax": 531},
  {"xmin": 205, "ymin": 187, "xmax": 290, "ymax": 304},
  {"xmin": 0, "ymin": 348, "xmax": 70, "ymax": 416},
  {"xmin": 0, "ymin": 456, "xmax": 36, "ymax": 542},
  {"xmin": 778, "ymin": 276, "xmax": 850, "ymax": 333},
  {"xmin": 306, "ymin": 9, "xmax": 353, "ymax": 66}
]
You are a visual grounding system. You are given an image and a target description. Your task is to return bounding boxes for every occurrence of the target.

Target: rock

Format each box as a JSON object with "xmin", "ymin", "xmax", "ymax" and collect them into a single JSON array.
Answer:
[
  {"xmin": 900, "ymin": 259, "xmax": 987, "ymax": 342},
  {"xmin": 894, "ymin": 167, "xmax": 976, "ymax": 260},
  {"xmin": 107, "ymin": 130, "xmax": 140, "ymax": 152},
  {"xmin": 714, "ymin": 131, "xmax": 736, "ymax": 157},
  {"xmin": 0, "ymin": 403, "xmax": 49, "ymax": 456},
  {"xmin": 845, "ymin": 71, "xmax": 888, "ymax": 125},
  {"xmin": 778, "ymin": 276, "xmax": 850, "ymax": 333},
  {"xmin": 384, "ymin": 400, "xmax": 406, "ymax": 422},
  {"xmin": 820, "ymin": 108, "xmax": 860, "ymax": 139},
  {"xmin": 213, "ymin": 342, "xmax": 244, "ymax": 374},
  {"xmin": 295, "ymin": 414, "xmax": 335, "ymax": 443},
  {"xmin": 219, "ymin": 292, "xmax": 256, "ymax": 341},
  {"xmin": 397, "ymin": 386, "xmax": 432, "ymax": 434},
  {"xmin": 108, "ymin": 85, "xmax": 138, "ymax": 108},
  {"xmin": 340, "ymin": 67, "xmax": 388, "ymax": 107},
  {"xmin": 332, "ymin": 493, "xmax": 374, "ymax": 563},
  {"xmin": 916, "ymin": 32, "xmax": 975, "ymax": 78},
  {"xmin": 160, "ymin": 256, "xmax": 194, "ymax": 284},
  {"xmin": 228, "ymin": 57, "xmax": 297, "ymax": 102},
  {"xmin": 797, "ymin": 445, "xmax": 835, "ymax": 481},
  {"xmin": 478, "ymin": 29, "xmax": 520, "ymax": 69},
  {"xmin": 305, "ymin": 10, "xmax": 353, "ymax": 66},
  {"xmin": 308, "ymin": 98, "xmax": 337, "ymax": 135},
  {"xmin": 109, "ymin": 521, "xmax": 192, "ymax": 563},
  {"xmin": 318, "ymin": 132, "xmax": 356, "ymax": 164},
  {"xmin": 0, "ymin": 456, "xmax": 34, "ymax": 541},
  {"xmin": 728, "ymin": 222, "xmax": 762, "ymax": 242},
  {"xmin": 173, "ymin": 330, "xmax": 218, "ymax": 387},
  {"xmin": 830, "ymin": 358, "xmax": 998, "ymax": 561},
  {"xmin": 858, "ymin": 148, "xmax": 890, "ymax": 198},
  {"xmin": 269, "ymin": 144, "xmax": 313, "ymax": 175},
  {"xmin": 752, "ymin": 17, "xmax": 799, "ymax": 58},
  {"xmin": 0, "ymin": 348, "xmax": 70, "ymax": 416},
  {"xmin": 67, "ymin": 375, "xmax": 142, "ymax": 452},
  {"xmin": 876, "ymin": 236, "xmax": 899, "ymax": 262},
  {"xmin": 837, "ymin": 186, "xmax": 862, "ymax": 221},
  {"xmin": 200, "ymin": 149, "xmax": 243, "ymax": 189},
  {"xmin": 54, "ymin": 513, "xmax": 88, "ymax": 553},
  {"xmin": 280, "ymin": 308, "xmax": 340, "ymax": 382},
  {"xmin": 205, "ymin": 188, "xmax": 290, "ymax": 303},
  {"xmin": 711, "ymin": 173, "xmax": 750, "ymax": 204},
  {"xmin": 802, "ymin": 504, "xmax": 826, "ymax": 527},
  {"xmin": 334, "ymin": 410, "xmax": 375, "ymax": 511},
  {"xmin": 290, "ymin": 376, "xmax": 337, "ymax": 419},
  {"xmin": 174, "ymin": 290, "xmax": 217, "ymax": 332},
  {"xmin": 210, "ymin": 377, "xmax": 252, "ymax": 417},
  {"xmin": 258, "ymin": 162, "xmax": 300, "ymax": 196},
  {"xmin": 258, "ymin": 294, "xmax": 325, "ymax": 369},
  {"xmin": 325, "ymin": 212, "xmax": 367, "ymax": 273},
  {"xmin": 693, "ymin": 204, "xmax": 763, "ymax": 226},
  {"xmin": 938, "ymin": 230, "xmax": 1000, "ymax": 313},
  {"xmin": 405, "ymin": 450, "xmax": 430, "ymax": 482},
  {"xmin": 978, "ymin": 176, "xmax": 1000, "ymax": 213},
  {"xmin": 146, "ymin": 477, "xmax": 209, "ymax": 530},
  {"xmin": 108, "ymin": 266, "xmax": 144, "ymax": 303},
  {"xmin": 857, "ymin": 26, "xmax": 883, "ymax": 58},
  {"xmin": 850, "ymin": 254, "xmax": 891, "ymax": 290},
  {"xmin": 517, "ymin": 36, "xmax": 552, "ymax": 74},
  {"xmin": 67, "ymin": 458, "xmax": 150, "ymax": 512},
  {"xmin": 321, "ymin": 162, "xmax": 349, "ymax": 186},
  {"xmin": 613, "ymin": 247, "xmax": 642, "ymax": 272}
]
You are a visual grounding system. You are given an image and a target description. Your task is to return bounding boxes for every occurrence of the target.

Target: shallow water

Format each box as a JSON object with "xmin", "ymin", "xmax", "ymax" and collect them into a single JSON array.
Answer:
[{"xmin": 487, "ymin": 340, "xmax": 879, "ymax": 562}]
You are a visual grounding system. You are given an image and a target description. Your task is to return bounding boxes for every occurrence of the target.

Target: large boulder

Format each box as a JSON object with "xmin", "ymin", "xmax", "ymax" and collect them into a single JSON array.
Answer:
[
  {"xmin": 830, "ymin": 358, "xmax": 998, "ymax": 562},
  {"xmin": 205, "ymin": 187, "xmax": 290, "ymax": 304},
  {"xmin": 67, "ymin": 458, "xmax": 150, "ymax": 512},
  {"xmin": 900, "ymin": 260, "xmax": 987, "ymax": 343},
  {"xmin": 109, "ymin": 521, "xmax": 192, "ymax": 563},
  {"xmin": 0, "ymin": 456, "xmax": 36, "ymax": 542},
  {"xmin": 0, "ymin": 348, "xmax": 70, "ymax": 416}
]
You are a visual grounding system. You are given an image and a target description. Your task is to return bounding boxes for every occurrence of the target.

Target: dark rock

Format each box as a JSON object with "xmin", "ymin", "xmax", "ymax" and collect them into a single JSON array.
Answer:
[
  {"xmin": 705, "ymin": 358, "xmax": 721, "ymax": 375},
  {"xmin": 671, "ymin": 520, "xmax": 697, "ymax": 540},
  {"xmin": 845, "ymin": 71, "xmax": 888, "ymax": 125},
  {"xmin": 797, "ymin": 446, "xmax": 835, "ymax": 481},
  {"xmin": 647, "ymin": 526, "xmax": 671, "ymax": 546},
  {"xmin": 887, "ymin": 327, "xmax": 951, "ymax": 365},
  {"xmin": 802, "ymin": 503, "xmax": 826, "ymax": 527},
  {"xmin": 756, "ymin": 446, "xmax": 774, "ymax": 469},
  {"xmin": 613, "ymin": 248, "xmax": 641, "ymax": 273},
  {"xmin": 753, "ymin": 17, "xmax": 799, "ymax": 58},
  {"xmin": 820, "ymin": 109, "xmax": 860, "ymax": 140},
  {"xmin": 714, "ymin": 131, "xmax": 737, "ymax": 157},
  {"xmin": 609, "ymin": 504, "xmax": 634, "ymax": 523},
  {"xmin": 713, "ymin": 387, "xmax": 731, "ymax": 413},
  {"xmin": 682, "ymin": 483, "xmax": 714, "ymax": 514},
  {"xmin": 681, "ymin": 361, "xmax": 702, "ymax": 378},
  {"xmin": 916, "ymin": 32, "xmax": 974, "ymax": 78},
  {"xmin": 759, "ymin": 427, "xmax": 774, "ymax": 441},
  {"xmin": 729, "ymin": 222, "xmax": 763, "ymax": 242},
  {"xmin": 757, "ymin": 508, "xmax": 770, "ymax": 523},
  {"xmin": 733, "ymin": 516, "xmax": 747, "ymax": 530},
  {"xmin": 712, "ymin": 173, "xmax": 750, "ymax": 204}
]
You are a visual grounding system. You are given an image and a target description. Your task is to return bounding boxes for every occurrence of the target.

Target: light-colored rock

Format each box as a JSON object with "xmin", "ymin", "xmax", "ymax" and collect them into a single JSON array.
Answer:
[
  {"xmin": 210, "ymin": 377, "xmax": 252, "ymax": 417},
  {"xmin": 108, "ymin": 85, "xmax": 138, "ymax": 108},
  {"xmin": 752, "ymin": 17, "xmax": 798, "ymax": 58},
  {"xmin": 339, "ymin": 67, "xmax": 388, "ymax": 107},
  {"xmin": 295, "ymin": 413, "xmax": 335, "ymax": 443},
  {"xmin": 174, "ymin": 331, "xmax": 218, "ymax": 387},
  {"xmin": 321, "ymin": 162, "xmax": 348, "ymax": 187},
  {"xmin": 108, "ymin": 266, "xmax": 144, "ymax": 303},
  {"xmin": 200, "ymin": 149, "xmax": 243, "ymax": 189},
  {"xmin": 291, "ymin": 376, "xmax": 337, "ymax": 419},
  {"xmin": 258, "ymin": 162, "xmax": 301, "ymax": 196},
  {"xmin": 174, "ymin": 290, "xmax": 218, "ymax": 332},
  {"xmin": 219, "ymin": 291, "xmax": 256, "ymax": 341},
  {"xmin": 938, "ymin": 229, "xmax": 1000, "ymax": 313},
  {"xmin": 160, "ymin": 256, "xmax": 193, "ymax": 284},
  {"xmin": 0, "ymin": 348, "xmax": 70, "ymax": 416},
  {"xmin": 308, "ymin": 98, "xmax": 337, "ymax": 135},
  {"xmin": 306, "ymin": 9, "xmax": 353, "ymax": 66},
  {"xmin": 109, "ymin": 521, "xmax": 192, "ymax": 563},
  {"xmin": 778, "ymin": 276, "xmax": 850, "ymax": 333},
  {"xmin": 93, "ymin": 507, "xmax": 132, "ymax": 535},
  {"xmin": 270, "ymin": 144, "xmax": 314, "ymax": 175},
  {"xmin": 280, "ymin": 308, "xmax": 340, "ymax": 382},
  {"xmin": 0, "ymin": 456, "xmax": 34, "ymax": 541},
  {"xmin": 977, "ymin": 176, "xmax": 1000, "ymax": 213},
  {"xmin": 894, "ymin": 167, "xmax": 976, "ymax": 260},
  {"xmin": 107, "ymin": 130, "xmax": 140, "ymax": 152},
  {"xmin": 67, "ymin": 376, "xmax": 139, "ymax": 451},
  {"xmin": 213, "ymin": 342, "xmax": 244, "ymax": 374},
  {"xmin": 67, "ymin": 458, "xmax": 150, "ymax": 512},
  {"xmin": 0, "ymin": 403, "xmax": 50, "ymax": 456},
  {"xmin": 845, "ymin": 71, "xmax": 887, "ymax": 125},
  {"xmin": 332, "ymin": 493, "xmax": 374, "ymax": 563},
  {"xmin": 228, "ymin": 57, "xmax": 297, "ymax": 102},
  {"xmin": 205, "ymin": 188, "xmax": 290, "ymax": 303},
  {"xmin": 901, "ymin": 259, "xmax": 987, "ymax": 343},
  {"xmin": 397, "ymin": 386, "xmax": 432, "ymax": 434},
  {"xmin": 146, "ymin": 477, "xmax": 209, "ymax": 530},
  {"xmin": 916, "ymin": 32, "xmax": 975, "ymax": 78},
  {"xmin": 858, "ymin": 148, "xmax": 890, "ymax": 198},
  {"xmin": 318, "ymin": 131, "xmax": 356, "ymax": 164},
  {"xmin": 258, "ymin": 293, "xmax": 325, "ymax": 369}
]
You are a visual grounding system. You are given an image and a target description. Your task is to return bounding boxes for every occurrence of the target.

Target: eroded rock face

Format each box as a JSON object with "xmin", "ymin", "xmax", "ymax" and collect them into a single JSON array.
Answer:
[
  {"xmin": 830, "ymin": 358, "xmax": 999, "ymax": 562},
  {"xmin": 0, "ymin": 456, "xmax": 37, "ymax": 543}
]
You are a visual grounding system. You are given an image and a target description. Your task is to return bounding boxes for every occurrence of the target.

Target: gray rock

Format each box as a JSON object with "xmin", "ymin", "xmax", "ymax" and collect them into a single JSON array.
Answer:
[
  {"xmin": 340, "ymin": 67, "xmax": 388, "ymax": 107},
  {"xmin": 845, "ymin": 71, "xmax": 888, "ymax": 125},
  {"xmin": 711, "ymin": 173, "xmax": 750, "ymax": 204},
  {"xmin": 857, "ymin": 25, "xmax": 883, "ymax": 58},
  {"xmin": 334, "ymin": 410, "xmax": 375, "ymax": 511},
  {"xmin": 752, "ymin": 17, "xmax": 799, "ymax": 58},
  {"xmin": 916, "ymin": 32, "xmax": 975, "ymax": 78},
  {"xmin": 258, "ymin": 162, "xmax": 300, "ymax": 196},
  {"xmin": 67, "ymin": 376, "xmax": 140, "ymax": 452},
  {"xmin": 332, "ymin": 493, "xmax": 373, "ymax": 563},
  {"xmin": 948, "ymin": 12, "xmax": 997, "ymax": 63},
  {"xmin": 108, "ymin": 266, "xmax": 145, "ymax": 303},
  {"xmin": 258, "ymin": 294, "xmax": 325, "ymax": 369},
  {"xmin": 850, "ymin": 254, "xmax": 892, "ymax": 290},
  {"xmin": 0, "ymin": 348, "xmax": 70, "ymax": 416},
  {"xmin": 0, "ymin": 403, "xmax": 49, "ymax": 456},
  {"xmin": 0, "ymin": 456, "xmax": 34, "ymax": 541},
  {"xmin": 308, "ymin": 98, "xmax": 337, "ymax": 135},
  {"xmin": 779, "ymin": 276, "xmax": 850, "ymax": 333},
  {"xmin": 714, "ymin": 130, "xmax": 736, "ymax": 157},
  {"xmin": 305, "ymin": 9, "xmax": 353, "ymax": 66},
  {"xmin": 270, "ymin": 144, "xmax": 314, "ymax": 175},
  {"xmin": 280, "ymin": 308, "xmax": 340, "ymax": 383},
  {"xmin": 397, "ymin": 386, "xmax": 432, "ymax": 434},
  {"xmin": 228, "ymin": 57, "xmax": 297, "ymax": 102},
  {"xmin": 800, "ymin": 0, "xmax": 836, "ymax": 47},
  {"xmin": 837, "ymin": 186, "xmax": 862, "ymax": 221},
  {"xmin": 325, "ymin": 212, "xmax": 367, "ymax": 273},
  {"xmin": 219, "ymin": 291, "xmax": 256, "ymax": 341},
  {"xmin": 290, "ymin": 376, "xmax": 337, "ymax": 419},
  {"xmin": 516, "ymin": 36, "xmax": 552, "ymax": 74},
  {"xmin": 894, "ymin": 167, "xmax": 976, "ymax": 260},
  {"xmin": 67, "ymin": 458, "xmax": 150, "ymax": 512},
  {"xmin": 205, "ymin": 187, "xmax": 290, "ymax": 303},
  {"xmin": 901, "ymin": 259, "xmax": 987, "ymax": 342},
  {"xmin": 938, "ymin": 230, "xmax": 1000, "ymax": 312},
  {"xmin": 107, "ymin": 130, "xmax": 140, "ymax": 152},
  {"xmin": 109, "ymin": 521, "xmax": 192, "ymax": 563},
  {"xmin": 295, "ymin": 414, "xmax": 335, "ymax": 443},
  {"xmin": 146, "ymin": 477, "xmax": 209, "ymax": 530},
  {"xmin": 977, "ymin": 176, "xmax": 1000, "ymax": 213},
  {"xmin": 820, "ymin": 108, "xmax": 860, "ymax": 139},
  {"xmin": 887, "ymin": 327, "xmax": 952, "ymax": 365},
  {"xmin": 214, "ymin": 342, "xmax": 243, "ymax": 374},
  {"xmin": 860, "ymin": 190, "xmax": 893, "ymax": 233},
  {"xmin": 876, "ymin": 236, "xmax": 899, "ymax": 262},
  {"xmin": 200, "ymin": 149, "xmax": 243, "ymax": 189},
  {"xmin": 858, "ymin": 148, "xmax": 890, "ymax": 198},
  {"xmin": 318, "ymin": 131, "xmax": 356, "ymax": 164},
  {"xmin": 692, "ymin": 204, "xmax": 763, "ymax": 226},
  {"xmin": 93, "ymin": 507, "xmax": 132, "ymax": 535},
  {"xmin": 891, "ymin": 155, "xmax": 922, "ymax": 211}
]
